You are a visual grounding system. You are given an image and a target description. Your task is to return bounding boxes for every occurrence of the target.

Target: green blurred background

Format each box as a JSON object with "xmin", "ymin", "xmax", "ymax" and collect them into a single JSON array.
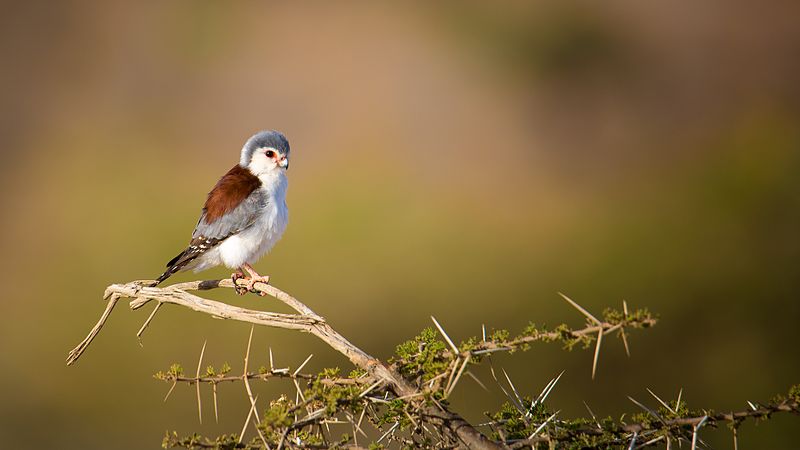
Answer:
[{"xmin": 1, "ymin": 1, "xmax": 799, "ymax": 448}]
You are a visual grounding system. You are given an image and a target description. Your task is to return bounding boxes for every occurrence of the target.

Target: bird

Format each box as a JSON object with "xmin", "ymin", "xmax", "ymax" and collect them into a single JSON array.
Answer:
[{"xmin": 153, "ymin": 130, "xmax": 290, "ymax": 294}]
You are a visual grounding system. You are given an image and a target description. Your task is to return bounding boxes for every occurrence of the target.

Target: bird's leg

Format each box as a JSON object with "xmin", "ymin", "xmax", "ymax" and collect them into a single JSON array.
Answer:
[
  {"xmin": 242, "ymin": 263, "xmax": 270, "ymax": 295},
  {"xmin": 231, "ymin": 270, "xmax": 248, "ymax": 296}
]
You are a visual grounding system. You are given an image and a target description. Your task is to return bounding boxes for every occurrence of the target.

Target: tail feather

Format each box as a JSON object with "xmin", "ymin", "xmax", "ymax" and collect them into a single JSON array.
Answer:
[
  {"xmin": 152, "ymin": 236, "xmax": 221, "ymax": 286},
  {"xmin": 151, "ymin": 250, "xmax": 188, "ymax": 286}
]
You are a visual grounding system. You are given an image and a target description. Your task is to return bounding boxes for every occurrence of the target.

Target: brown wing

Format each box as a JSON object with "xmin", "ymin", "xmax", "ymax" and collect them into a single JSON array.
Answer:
[
  {"xmin": 203, "ymin": 164, "xmax": 262, "ymax": 223},
  {"xmin": 153, "ymin": 165, "xmax": 262, "ymax": 285}
]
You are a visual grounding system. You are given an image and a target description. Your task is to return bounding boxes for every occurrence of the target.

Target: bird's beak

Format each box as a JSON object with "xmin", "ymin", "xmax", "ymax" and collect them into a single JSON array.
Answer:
[{"xmin": 278, "ymin": 156, "xmax": 289, "ymax": 169}]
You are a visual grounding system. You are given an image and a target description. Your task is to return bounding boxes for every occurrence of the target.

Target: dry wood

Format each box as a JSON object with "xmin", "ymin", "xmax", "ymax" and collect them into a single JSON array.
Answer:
[{"xmin": 67, "ymin": 278, "xmax": 504, "ymax": 449}]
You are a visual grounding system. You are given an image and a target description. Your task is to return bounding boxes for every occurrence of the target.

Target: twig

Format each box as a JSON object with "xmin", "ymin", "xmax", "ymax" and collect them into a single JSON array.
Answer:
[
  {"xmin": 137, "ymin": 301, "xmax": 163, "ymax": 340},
  {"xmin": 66, "ymin": 292, "xmax": 122, "ymax": 365}
]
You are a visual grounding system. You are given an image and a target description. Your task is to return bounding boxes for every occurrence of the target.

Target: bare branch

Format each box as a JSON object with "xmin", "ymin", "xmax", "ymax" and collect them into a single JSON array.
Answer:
[{"xmin": 68, "ymin": 279, "xmax": 503, "ymax": 450}]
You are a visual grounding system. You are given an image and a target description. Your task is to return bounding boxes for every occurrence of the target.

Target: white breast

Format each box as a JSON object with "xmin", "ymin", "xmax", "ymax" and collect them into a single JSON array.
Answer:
[{"xmin": 195, "ymin": 172, "xmax": 288, "ymax": 272}]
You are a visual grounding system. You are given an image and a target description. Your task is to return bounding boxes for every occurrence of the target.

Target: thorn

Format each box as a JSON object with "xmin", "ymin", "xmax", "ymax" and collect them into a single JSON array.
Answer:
[
  {"xmin": 747, "ymin": 400, "xmax": 758, "ymax": 411},
  {"xmin": 628, "ymin": 431, "xmax": 638, "ymax": 450},
  {"xmin": 377, "ymin": 422, "xmax": 399, "ymax": 444},
  {"xmin": 502, "ymin": 368, "xmax": 525, "ymax": 413},
  {"xmin": 293, "ymin": 378, "xmax": 305, "ymax": 402},
  {"xmin": 358, "ymin": 379, "xmax": 384, "ymax": 398},
  {"xmin": 583, "ymin": 401, "xmax": 601, "ymax": 429},
  {"xmin": 620, "ymin": 327, "xmax": 631, "ymax": 358},
  {"xmin": 647, "ymin": 388, "xmax": 676, "ymax": 414},
  {"xmin": 482, "ymin": 324, "xmax": 486, "ymax": 342},
  {"xmin": 691, "ymin": 416, "xmax": 709, "ymax": 450},
  {"xmin": 241, "ymin": 326, "xmax": 268, "ymax": 448},
  {"xmin": 431, "ymin": 316, "xmax": 459, "ymax": 354},
  {"xmin": 196, "ymin": 340, "xmax": 207, "ymax": 424},
  {"xmin": 444, "ymin": 357, "xmax": 461, "ymax": 396},
  {"xmin": 592, "ymin": 329, "xmax": 603, "ymax": 379},
  {"xmin": 163, "ymin": 380, "xmax": 177, "ymax": 402},
  {"xmin": 621, "ymin": 301, "xmax": 631, "ymax": 358},
  {"xmin": 212, "ymin": 383, "xmax": 219, "ymax": 423},
  {"xmin": 269, "ymin": 346, "xmax": 274, "ymax": 371},
  {"xmin": 446, "ymin": 354, "xmax": 471, "ymax": 397},
  {"xmin": 471, "ymin": 347, "xmax": 511, "ymax": 355},
  {"xmin": 628, "ymin": 396, "xmax": 664, "ymax": 423},
  {"xmin": 293, "ymin": 354, "xmax": 313, "ymax": 376},
  {"xmin": 527, "ymin": 411, "xmax": 559, "ymax": 440},
  {"xmin": 641, "ymin": 435, "xmax": 665, "ymax": 447},
  {"xmin": 465, "ymin": 371, "xmax": 489, "ymax": 392},
  {"xmin": 357, "ymin": 406, "xmax": 369, "ymax": 438},
  {"xmin": 558, "ymin": 292, "xmax": 601, "ymax": 325},
  {"xmin": 238, "ymin": 394, "xmax": 259, "ymax": 444},
  {"xmin": 535, "ymin": 370, "xmax": 564, "ymax": 407},
  {"xmin": 489, "ymin": 360, "xmax": 523, "ymax": 414}
]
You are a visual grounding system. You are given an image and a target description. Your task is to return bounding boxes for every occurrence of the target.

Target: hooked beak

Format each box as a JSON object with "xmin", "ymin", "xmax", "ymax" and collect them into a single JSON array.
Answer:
[{"xmin": 278, "ymin": 156, "xmax": 289, "ymax": 169}]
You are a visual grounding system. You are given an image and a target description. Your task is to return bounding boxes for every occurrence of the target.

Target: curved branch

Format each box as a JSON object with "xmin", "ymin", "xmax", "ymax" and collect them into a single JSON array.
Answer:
[{"xmin": 67, "ymin": 279, "xmax": 504, "ymax": 450}]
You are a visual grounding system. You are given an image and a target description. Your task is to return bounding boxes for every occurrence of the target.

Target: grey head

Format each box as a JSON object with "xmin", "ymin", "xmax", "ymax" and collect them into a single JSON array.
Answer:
[{"xmin": 240, "ymin": 130, "xmax": 291, "ymax": 168}]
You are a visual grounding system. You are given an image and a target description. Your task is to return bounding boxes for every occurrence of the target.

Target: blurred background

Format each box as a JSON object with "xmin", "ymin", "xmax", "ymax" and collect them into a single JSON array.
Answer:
[{"xmin": 1, "ymin": 1, "xmax": 799, "ymax": 448}]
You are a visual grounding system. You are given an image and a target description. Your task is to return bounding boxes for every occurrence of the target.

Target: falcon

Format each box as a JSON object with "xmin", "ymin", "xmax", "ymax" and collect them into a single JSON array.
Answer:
[{"xmin": 153, "ymin": 130, "xmax": 290, "ymax": 294}]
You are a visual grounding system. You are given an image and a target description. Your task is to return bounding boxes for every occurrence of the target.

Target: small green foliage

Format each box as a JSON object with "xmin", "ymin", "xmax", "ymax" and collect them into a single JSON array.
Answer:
[
  {"xmin": 489, "ymin": 328, "xmax": 510, "ymax": 343},
  {"xmin": 258, "ymin": 395, "xmax": 293, "ymax": 441},
  {"xmin": 378, "ymin": 398, "xmax": 411, "ymax": 428},
  {"xmin": 788, "ymin": 384, "xmax": 800, "ymax": 403},
  {"xmin": 155, "ymin": 363, "xmax": 185, "ymax": 381},
  {"xmin": 294, "ymin": 430, "xmax": 324, "ymax": 446},
  {"xmin": 203, "ymin": 363, "xmax": 231, "ymax": 378},
  {"xmin": 162, "ymin": 431, "xmax": 256, "ymax": 449},
  {"xmin": 348, "ymin": 368, "xmax": 367, "ymax": 378},
  {"xmin": 459, "ymin": 336, "xmax": 479, "ymax": 353},
  {"xmin": 319, "ymin": 367, "xmax": 341, "ymax": 379},
  {"xmin": 301, "ymin": 367, "xmax": 363, "ymax": 417},
  {"xmin": 601, "ymin": 306, "xmax": 657, "ymax": 329},
  {"xmin": 392, "ymin": 327, "xmax": 449, "ymax": 382},
  {"xmin": 522, "ymin": 321, "xmax": 537, "ymax": 335}
]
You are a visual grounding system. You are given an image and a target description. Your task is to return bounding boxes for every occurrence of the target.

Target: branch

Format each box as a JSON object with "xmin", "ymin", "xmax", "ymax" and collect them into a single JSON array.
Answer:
[
  {"xmin": 68, "ymin": 279, "xmax": 502, "ymax": 450},
  {"xmin": 623, "ymin": 400, "xmax": 799, "ymax": 433}
]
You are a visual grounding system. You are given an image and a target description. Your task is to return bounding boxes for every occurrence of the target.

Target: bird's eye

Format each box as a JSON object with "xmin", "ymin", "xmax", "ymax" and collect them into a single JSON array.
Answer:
[{"xmin": 265, "ymin": 150, "xmax": 275, "ymax": 158}]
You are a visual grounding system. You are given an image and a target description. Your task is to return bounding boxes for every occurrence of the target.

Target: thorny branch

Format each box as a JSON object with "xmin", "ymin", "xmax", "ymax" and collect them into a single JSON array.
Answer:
[
  {"xmin": 67, "ymin": 278, "xmax": 798, "ymax": 449},
  {"xmin": 67, "ymin": 279, "xmax": 507, "ymax": 449}
]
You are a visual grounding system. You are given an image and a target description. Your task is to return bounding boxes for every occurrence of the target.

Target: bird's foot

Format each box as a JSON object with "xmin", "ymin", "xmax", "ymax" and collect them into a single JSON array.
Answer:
[
  {"xmin": 242, "ymin": 264, "xmax": 270, "ymax": 296},
  {"xmin": 245, "ymin": 275, "xmax": 270, "ymax": 296},
  {"xmin": 231, "ymin": 271, "xmax": 248, "ymax": 296}
]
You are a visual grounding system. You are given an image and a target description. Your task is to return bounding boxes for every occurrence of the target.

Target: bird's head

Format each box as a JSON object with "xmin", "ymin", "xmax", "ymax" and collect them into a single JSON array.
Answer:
[{"xmin": 240, "ymin": 130, "xmax": 290, "ymax": 177}]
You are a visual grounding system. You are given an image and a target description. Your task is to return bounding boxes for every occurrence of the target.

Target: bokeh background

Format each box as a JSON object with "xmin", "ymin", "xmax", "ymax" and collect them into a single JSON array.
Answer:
[{"xmin": 1, "ymin": 1, "xmax": 799, "ymax": 448}]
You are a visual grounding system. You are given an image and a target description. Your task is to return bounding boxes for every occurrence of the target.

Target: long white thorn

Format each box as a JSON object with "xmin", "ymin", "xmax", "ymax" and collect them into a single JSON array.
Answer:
[
  {"xmin": 592, "ymin": 329, "xmax": 603, "ymax": 379},
  {"xmin": 558, "ymin": 292, "xmax": 601, "ymax": 325},
  {"xmin": 431, "ymin": 316, "xmax": 459, "ymax": 354},
  {"xmin": 293, "ymin": 353, "xmax": 313, "ymax": 376},
  {"xmin": 195, "ymin": 340, "xmax": 207, "ymax": 424},
  {"xmin": 527, "ymin": 411, "xmax": 559, "ymax": 440}
]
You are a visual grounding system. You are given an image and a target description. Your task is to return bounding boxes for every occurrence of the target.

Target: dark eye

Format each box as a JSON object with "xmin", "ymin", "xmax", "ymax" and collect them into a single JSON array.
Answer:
[{"xmin": 265, "ymin": 150, "xmax": 275, "ymax": 158}]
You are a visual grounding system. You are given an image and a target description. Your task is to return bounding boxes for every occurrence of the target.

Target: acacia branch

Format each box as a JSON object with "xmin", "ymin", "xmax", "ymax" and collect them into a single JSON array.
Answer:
[
  {"xmin": 622, "ymin": 400, "xmax": 800, "ymax": 433},
  {"xmin": 502, "ymin": 399, "xmax": 800, "ymax": 449},
  {"xmin": 67, "ymin": 279, "xmax": 502, "ymax": 450}
]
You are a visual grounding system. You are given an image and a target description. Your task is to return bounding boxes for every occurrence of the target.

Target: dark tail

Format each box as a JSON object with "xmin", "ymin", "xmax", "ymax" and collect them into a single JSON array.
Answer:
[{"xmin": 151, "ymin": 251, "xmax": 186, "ymax": 286}]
